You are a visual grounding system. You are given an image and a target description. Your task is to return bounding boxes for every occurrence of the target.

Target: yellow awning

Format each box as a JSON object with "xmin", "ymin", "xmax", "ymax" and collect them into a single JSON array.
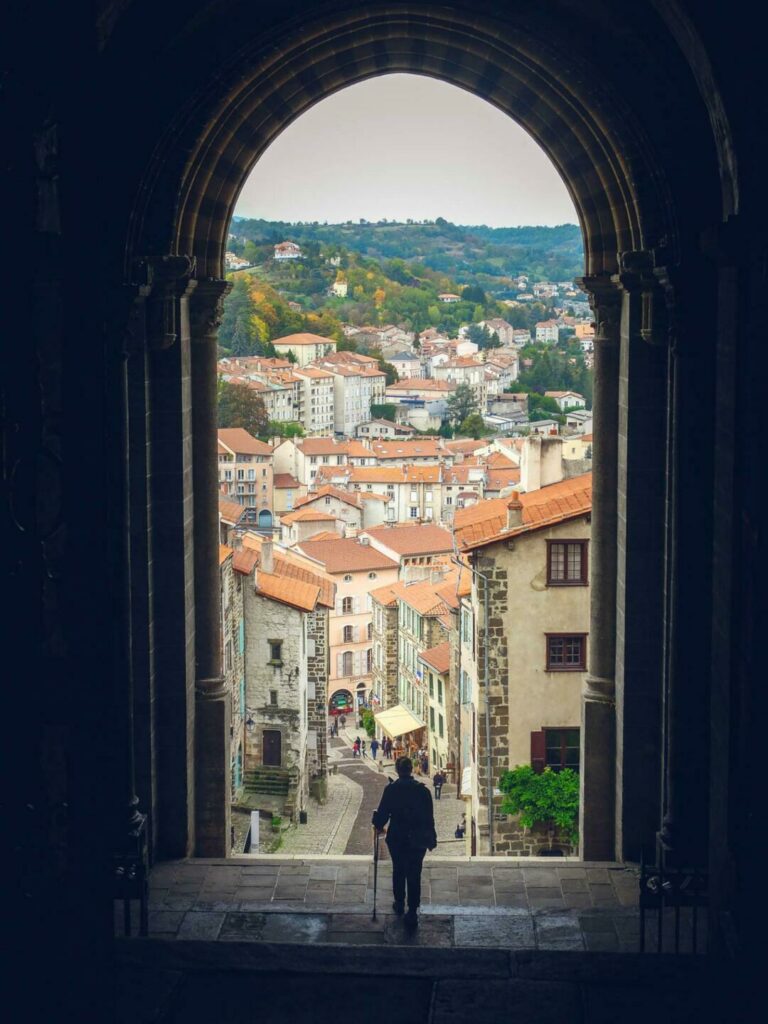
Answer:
[{"xmin": 374, "ymin": 704, "xmax": 425, "ymax": 739}]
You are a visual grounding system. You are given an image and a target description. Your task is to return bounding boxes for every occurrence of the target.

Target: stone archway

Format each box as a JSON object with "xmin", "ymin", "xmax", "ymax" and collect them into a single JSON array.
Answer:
[{"xmin": 116, "ymin": 1, "xmax": 728, "ymax": 864}]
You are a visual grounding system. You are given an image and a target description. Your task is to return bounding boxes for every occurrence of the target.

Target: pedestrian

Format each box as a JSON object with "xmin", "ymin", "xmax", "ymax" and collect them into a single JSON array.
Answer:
[
  {"xmin": 361, "ymin": 738, "xmax": 367, "ymax": 757},
  {"xmin": 432, "ymin": 769, "xmax": 445, "ymax": 800},
  {"xmin": 372, "ymin": 756, "xmax": 437, "ymax": 930},
  {"xmin": 353, "ymin": 736, "xmax": 361, "ymax": 758},
  {"xmin": 421, "ymin": 753, "xmax": 429, "ymax": 776},
  {"xmin": 370, "ymin": 737, "xmax": 380, "ymax": 760},
  {"xmin": 340, "ymin": 714, "xmax": 346, "ymax": 729}
]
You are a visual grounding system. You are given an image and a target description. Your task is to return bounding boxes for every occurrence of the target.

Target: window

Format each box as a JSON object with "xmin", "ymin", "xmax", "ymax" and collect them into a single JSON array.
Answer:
[
  {"xmin": 545, "ymin": 728, "xmax": 580, "ymax": 771},
  {"xmin": 546, "ymin": 634, "xmax": 587, "ymax": 671},
  {"xmin": 342, "ymin": 596, "xmax": 353, "ymax": 614},
  {"xmin": 343, "ymin": 625, "xmax": 354, "ymax": 643},
  {"xmin": 438, "ymin": 713, "xmax": 444, "ymax": 739},
  {"xmin": 367, "ymin": 622, "xmax": 373, "ymax": 641},
  {"xmin": 342, "ymin": 651, "xmax": 353, "ymax": 675},
  {"xmin": 343, "ymin": 574, "xmax": 353, "ymax": 583},
  {"xmin": 446, "ymin": 497, "xmax": 453, "ymax": 505},
  {"xmin": 366, "ymin": 649, "xmax": 373, "ymax": 673},
  {"xmin": 269, "ymin": 690, "xmax": 278, "ymax": 706},
  {"xmin": 409, "ymin": 507, "xmax": 418, "ymax": 518},
  {"xmin": 547, "ymin": 540, "xmax": 588, "ymax": 585},
  {"xmin": 428, "ymin": 673, "xmax": 434, "ymax": 698},
  {"xmin": 429, "ymin": 706, "xmax": 435, "ymax": 730},
  {"xmin": 268, "ymin": 640, "xmax": 283, "ymax": 665},
  {"xmin": 438, "ymin": 678, "xmax": 443, "ymax": 705},
  {"xmin": 325, "ymin": 496, "xmax": 331, "ymax": 504},
  {"xmin": 247, "ymin": 469, "xmax": 255, "ymax": 480},
  {"xmin": 368, "ymin": 571, "xmax": 377, "ymax": 580}
]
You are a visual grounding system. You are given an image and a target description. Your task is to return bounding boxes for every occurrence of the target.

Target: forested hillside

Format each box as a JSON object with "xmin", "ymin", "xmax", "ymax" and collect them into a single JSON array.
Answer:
[{"xmin": 228, "ymin": 218, "xmax": 584, "ymax": 295}]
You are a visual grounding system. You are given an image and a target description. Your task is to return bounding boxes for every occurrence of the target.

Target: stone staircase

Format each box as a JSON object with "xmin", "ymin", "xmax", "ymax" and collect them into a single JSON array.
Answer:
[{"xmin": 244, "ymin": 767, "xmax": 291, "ymax": 798}]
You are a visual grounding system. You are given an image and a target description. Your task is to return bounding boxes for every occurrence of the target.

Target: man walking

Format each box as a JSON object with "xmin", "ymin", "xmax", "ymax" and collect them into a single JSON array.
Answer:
[
  {"xmin": 370, "ymin": 737, "xmax": 380, "ymax": 761},
  {"xmin": 372, "ymin": 756, "xmax": 437, "ymax": 929},
  {"xmin": 432, "ymin": 769, "xmax": 445, "ymax": 800}
]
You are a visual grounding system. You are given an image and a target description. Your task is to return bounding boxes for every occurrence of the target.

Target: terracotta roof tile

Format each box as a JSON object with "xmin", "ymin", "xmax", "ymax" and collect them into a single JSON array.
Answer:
[
  {"xmin": 232, "ymin": 547, "xmax": 259, "ymax": 575},
  {"xmin": 273, "ymin": 332, "xmax": 338, "ymax": 346},
  {"xmin": 419, "ymin": 641, "xmax": 451, "ymax": 674},
  {"xmin": 219, "ymin": 498, "xmax": 246, "ymax": 525},
  {"xmin": 217, "ymin": 428, "xmax": 273, "ymax": 456},
  {"xmin": 296, "ymin": 537, "xmax": 398, "ymax": 575},
  {"xmin": 255, "ymin": 571, "xmax": 320, "ymax": 612},
  {"xmin": 273, "ymin": 474, "xmax": 300, "ymax": 488},
  {"xmin": 239, "ymin": 534, "xmax": 335, "ymax": 607},
  {"xmin": 362, "ymin": 523, "xmax": 453, "ymax": 557},
  {"xmin": 295, "ymin": 485, "xmax": 361, "ymax": 510},
  {"xmin": 219, "ymin": 544, "xmax": 233, "ymax": 565},
  {"xmin": 456, "ymin": 474, "xmax": 592, "ymax": 551},
  {"xmin": 280, "ymin": 508, "xmax": 338, "ymax": 525}
]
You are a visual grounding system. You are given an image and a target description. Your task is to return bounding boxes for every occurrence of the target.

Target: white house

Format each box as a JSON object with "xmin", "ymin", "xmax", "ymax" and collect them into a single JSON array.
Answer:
[{"xmin": 274, "ymin": 241, "xmax": 302, "ymax": 260}]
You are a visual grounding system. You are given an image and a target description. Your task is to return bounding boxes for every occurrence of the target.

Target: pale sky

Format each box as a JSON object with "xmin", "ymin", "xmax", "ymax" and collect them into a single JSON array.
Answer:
[{"xmin": 235, "ymin": 74, "xmax": 578, "ymax": 227}]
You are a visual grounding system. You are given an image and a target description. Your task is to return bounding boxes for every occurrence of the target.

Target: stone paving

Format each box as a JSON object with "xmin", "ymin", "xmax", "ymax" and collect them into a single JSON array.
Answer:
[
  {"xmin": 274, "ymin": 728, "xmax": 466, "ymax": 857},
  {"xmin": 137, "ymin": 858, "xmax": 656, "ymax": 953}
]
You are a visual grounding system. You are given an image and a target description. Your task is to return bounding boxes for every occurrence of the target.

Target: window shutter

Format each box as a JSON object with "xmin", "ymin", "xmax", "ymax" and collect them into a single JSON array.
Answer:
[
  {"xmin": 353, "ymin": 651, "xmax": 361, "ymax": 676},
  {"xmin": 336, "ymin": 598, "xmax": 342, "ymax": 616},
  {"xmin": 336, "ymin": 653, "xmax": 343, "ymax": 677},
  {"xmin": 354, "ymin": 595, "xmax": 361, "ymax": 614},
  {"xmin": 353, "ymin": 625, "xmax": 359, "ymax": 643},
  {"xmin": 531, "ymin": 731, "xmax": 546, "ymax": 774}
]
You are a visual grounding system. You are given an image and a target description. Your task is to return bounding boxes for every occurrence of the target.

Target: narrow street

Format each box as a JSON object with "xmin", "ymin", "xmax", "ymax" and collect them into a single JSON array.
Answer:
[{"xmin": 329, "ymin": 736, "xmax": 391, "ymax": 857}]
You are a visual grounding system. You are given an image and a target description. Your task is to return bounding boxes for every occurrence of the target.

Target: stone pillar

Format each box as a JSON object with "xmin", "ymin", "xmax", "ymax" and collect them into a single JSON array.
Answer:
[
  {"xmin": 577, "ymin": 274, "xmax": 620, "ymax": 860},
  {"xmin": 190, "ymin": 279, "xmax": 232, "ymax": 857},
  {"xmin": 613, "ymin": 255, "xmax": 668, "ymax": 861},
  {"xmin": 656, "ymin": 258, "xmax": 714, "ymax": 867},
  {"xmin": 145, "ymin": 256, "xmax": 198, "ymax": 858}
]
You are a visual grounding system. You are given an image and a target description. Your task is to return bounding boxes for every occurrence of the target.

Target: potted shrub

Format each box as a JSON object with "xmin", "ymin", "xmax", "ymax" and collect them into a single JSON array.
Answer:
[
  {"xmin": 497, "ymin": 765, "xmax": 579, "ymax": 844},
  {"xmin": 270, "ymin": 815, "xmax": 282, "ymax": 833}
]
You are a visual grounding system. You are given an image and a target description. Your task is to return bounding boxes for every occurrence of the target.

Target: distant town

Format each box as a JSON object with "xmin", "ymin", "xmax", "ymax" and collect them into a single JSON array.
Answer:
[{"xmin": 217, "ymin": 222, "xmax": 592, "ymax": 856}]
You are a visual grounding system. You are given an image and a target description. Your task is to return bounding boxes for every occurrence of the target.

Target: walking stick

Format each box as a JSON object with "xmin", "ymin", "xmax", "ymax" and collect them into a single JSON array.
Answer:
[{"xmin": 372, "ymin": 829, "xmax": 380, "ymax": 921}]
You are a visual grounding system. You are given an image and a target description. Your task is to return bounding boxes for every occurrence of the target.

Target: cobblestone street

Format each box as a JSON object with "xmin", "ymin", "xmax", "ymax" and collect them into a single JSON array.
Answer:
[{"xmin": 275, "ymin": 727, "xmax": 467, "ymax": 858}]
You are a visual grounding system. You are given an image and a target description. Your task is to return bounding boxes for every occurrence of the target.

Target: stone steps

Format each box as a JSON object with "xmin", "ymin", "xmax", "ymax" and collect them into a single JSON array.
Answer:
[{"xmin": 115, "ymin": 938, "xmax": 720, "ymax": 1024}]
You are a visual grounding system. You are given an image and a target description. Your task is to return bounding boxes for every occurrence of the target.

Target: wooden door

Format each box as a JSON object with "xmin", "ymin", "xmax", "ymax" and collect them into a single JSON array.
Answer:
[{"xmin": 263, "ymin": 730, "xmax": 281, "ymax": 766}]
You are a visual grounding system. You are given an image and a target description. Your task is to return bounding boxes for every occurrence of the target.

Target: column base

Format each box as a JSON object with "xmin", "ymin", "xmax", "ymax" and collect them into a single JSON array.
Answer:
[
  {"xmin": 194, "ymin": 681, "xmax": 231, "ymax": 857},
  {"xmin": 580, "ymin": 694, "xmax": 616, "ymax": 860}
]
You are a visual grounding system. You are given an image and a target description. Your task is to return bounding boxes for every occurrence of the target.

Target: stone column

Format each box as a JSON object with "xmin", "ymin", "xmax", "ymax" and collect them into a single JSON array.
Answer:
[
  {"xmin": 189, "ymin": 279, "xmax": 232, "ymax": 857},
  {"xmin": 655, "ymin": 258, "xmax": 714, "ymax": 868},
  {"xmin": 577, "ymin": 274, "xmax": 621, "ymax": 860},
  {"xmin": 145, "ymin": 256, "xmax": 198, "ymax": 858}
]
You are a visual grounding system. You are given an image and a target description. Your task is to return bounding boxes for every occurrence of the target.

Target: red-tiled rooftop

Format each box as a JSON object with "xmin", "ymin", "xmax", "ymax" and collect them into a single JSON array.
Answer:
[
  {"xmin": 455, "ymin": 474, "xmax": 592, "ymax": 551},
  {"xmin": 217, "ymin": 428, "xmax": 273, "ymax": 456},
  {"xmin": 362, "ymin": 522, "xmax": 453, "ymax": 556},
  {"xmin": 419, "ymin": 641, "xmax": 451, "ymax": 674},
  {"xmin": 296, "ymin": 537, "xmax": 398, "ymax": 574}
]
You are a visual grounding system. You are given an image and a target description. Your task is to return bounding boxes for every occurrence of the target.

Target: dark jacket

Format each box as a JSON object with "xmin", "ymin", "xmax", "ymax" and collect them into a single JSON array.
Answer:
[{"xmin": 371, "ymin": 776, "xmax": 437, "ymax": 849}]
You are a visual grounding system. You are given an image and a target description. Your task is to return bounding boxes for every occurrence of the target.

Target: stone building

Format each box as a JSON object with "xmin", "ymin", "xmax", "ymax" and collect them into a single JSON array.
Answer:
[
  {"xmin": 455, "ymin": 475, "xmax": 592, "ymax": 855},
  {"xmin": 370, "ymin": 582, "xmax": 401, "ymax": 714},
  {"xmin": 240, "ymin": 538, "xmax": 335, "ymax": 818},
  {"xmin": 219, "ymin": 544, "xmax": 249, "ymax": 800}
]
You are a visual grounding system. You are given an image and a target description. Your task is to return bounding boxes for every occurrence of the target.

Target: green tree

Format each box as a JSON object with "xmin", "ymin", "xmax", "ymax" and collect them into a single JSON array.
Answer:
[
  {"xmin": 286, "ymin": 349, "xmax": 298, "ymax": 364},
  {"xmin": 446, "ymin": 382, "xmax": 478, "ymax": 424},
  {"xmin": 337, "ymin": 337, "xmax": 358, "ymax": 352},
  {"xmin": 268, "ymin": 420, "xmax": 304, "ymax": 439},
  {"xmin": 498, "ymin": 765, "xmax": 579, "ymax": 842},
  {"xmin": 458, "ymin": 412, "xmax": 487, "ymax": 438},
  {"xmin": 370, "ymin": 403, "xmax": 398, "ymax": 422},
  {"xmin": 218, "ymin": 382, "xmax": 269, "ymax": 437},
  {"xmin": 527, "ymin": 393, "xmax": 563, "ymax": 422},
  {"xmin": 438, "ymin": 420, "xmax": 454, "ymax": 438}
]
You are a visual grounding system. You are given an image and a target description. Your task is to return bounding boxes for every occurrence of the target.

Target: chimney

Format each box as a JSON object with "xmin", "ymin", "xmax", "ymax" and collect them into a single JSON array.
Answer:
[
  {"xmin": 507, "ymin": 491, "xmax": 523, "ymax": 529},
  {"xmin": 359, "ymin": 535, "xmax": 370, "ymax": 546},
  {"xmin": 261, "ymin": 540, "xmax": 274, "ymax": 574}
]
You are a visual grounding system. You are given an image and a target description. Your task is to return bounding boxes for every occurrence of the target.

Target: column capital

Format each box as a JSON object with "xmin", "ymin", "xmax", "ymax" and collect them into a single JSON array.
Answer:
[
  {"xmin": 612, "ymin": 248, "xmax": 679, "ymax": 348},
  {"xmin": 133, "ymin": 255, "xmax": 197, "ymax": 350},
  {"xmin": 189, "ymin": 278, "xmax": 232, "ymax": 343},
  {"xmin": 576, "ymin": 273, "xmax": 621, "ymax": 344}
]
